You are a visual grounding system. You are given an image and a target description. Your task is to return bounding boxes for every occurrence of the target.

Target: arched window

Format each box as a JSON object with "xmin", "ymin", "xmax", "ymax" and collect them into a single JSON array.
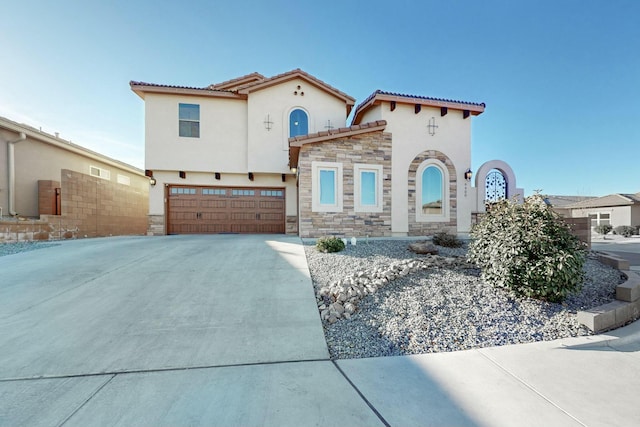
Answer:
[
  {"xmin": 289, "ymin": 109, "xmax": 308, "ymax": 137},
  {"xmin": 421, "ymin": 166, "xmax": 443, "ymax": 215},
  {"xmin": 415, "ymin": 159, "xmax": 449, "ymax": 222}
]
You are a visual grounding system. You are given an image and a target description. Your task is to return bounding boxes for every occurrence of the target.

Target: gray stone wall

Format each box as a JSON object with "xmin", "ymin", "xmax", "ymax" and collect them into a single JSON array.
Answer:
[{"xmin": 298, "ymin": 131, "xmax": 392, "ymax": 238}]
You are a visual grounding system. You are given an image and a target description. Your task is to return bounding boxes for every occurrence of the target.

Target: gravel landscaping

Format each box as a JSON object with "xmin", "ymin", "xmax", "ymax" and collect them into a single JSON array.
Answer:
[
  {"xmin": 304, "ymin": 240, "xmax": 624, "ymax": 359},
  {"xmin": 0, "ymin": 241, "xmax": 60, "ymax": 257}
]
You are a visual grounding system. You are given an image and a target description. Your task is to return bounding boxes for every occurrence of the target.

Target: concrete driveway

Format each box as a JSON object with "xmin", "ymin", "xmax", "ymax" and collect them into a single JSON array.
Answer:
[
  {"xmin": 0, "ymin": 235, "xmax": 329, "ymax": 378},
  {"xmin": 2, "ymin": 235, "xmax": 640, "ymax": 426},
  {"xmin": 0, "ymin": 235, "xmax": 382, "ymax": 426}
]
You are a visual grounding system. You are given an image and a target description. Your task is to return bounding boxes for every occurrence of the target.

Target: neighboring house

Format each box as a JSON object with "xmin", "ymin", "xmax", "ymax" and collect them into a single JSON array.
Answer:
[
  {"xmin": 565, "ymin": 193, "xmax": 640, "ymax": 229},
  {"xmin": 543, "ymin": 195, "xmax": 596, "ymax": 217},
  {"xmin": 131, "ymin": 69, "xmax": 523, "ymax": 237},
  {"xmin": 0, "ymin": 116, "xmax": 149, "ymax": 241}
]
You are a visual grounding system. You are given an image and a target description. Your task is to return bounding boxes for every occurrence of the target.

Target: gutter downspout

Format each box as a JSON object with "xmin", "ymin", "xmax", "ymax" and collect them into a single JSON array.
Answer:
[{"xmin": 7, "ymin": 132, "xmax": 26, "ymax": 216}]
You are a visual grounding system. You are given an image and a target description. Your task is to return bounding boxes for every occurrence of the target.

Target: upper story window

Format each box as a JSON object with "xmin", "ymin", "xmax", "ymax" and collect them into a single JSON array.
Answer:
[
  {"xmin": 179, "ymin": 103, "xmax": 200, "ymax": 138},
  {"xmin": 289, "ymin": 108, "xmax": 308, "ymax": 137},
  {"xmin": 90, "ymin": 165, "xmax": 110, "ymax": 180}
]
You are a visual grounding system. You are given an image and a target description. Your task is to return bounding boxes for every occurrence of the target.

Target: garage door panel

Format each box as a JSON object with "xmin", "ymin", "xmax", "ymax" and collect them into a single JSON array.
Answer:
[
  {"xmin": 259, "ymin": 200, "xmax": 284, "ymax": 210},
  {"xmin": 168, "ymin": 186, "xmax": 285, "ymax": 235},
  {"xmin": 200, "ymin": 200, "xmax": 228, "ymax": 209}
]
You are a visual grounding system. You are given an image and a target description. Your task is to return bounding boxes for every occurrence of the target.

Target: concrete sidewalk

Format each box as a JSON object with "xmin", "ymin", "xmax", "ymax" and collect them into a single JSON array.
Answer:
[{"xmin": 1, "ymin": 235, "xmax": 639, "ymax": 426}]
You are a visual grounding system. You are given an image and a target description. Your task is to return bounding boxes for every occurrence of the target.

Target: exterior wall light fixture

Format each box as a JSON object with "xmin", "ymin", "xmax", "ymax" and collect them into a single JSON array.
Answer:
[
  {"xmin": 464, "ymin": 169, "xmax": 473, "ymax": 181},
  {"xmin": 149, "ymin": 177, "xmax": 156, "ymax": 186}
]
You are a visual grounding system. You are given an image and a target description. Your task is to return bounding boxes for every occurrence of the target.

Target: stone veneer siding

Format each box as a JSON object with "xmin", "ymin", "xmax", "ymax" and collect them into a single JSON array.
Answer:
[
  {"xmin": 298, "ymin": 131, "xmax": 392, "ymax": 238},
  {"xmin": 408, "ymin": 150, "xmax": 457, "ymax": 235}
]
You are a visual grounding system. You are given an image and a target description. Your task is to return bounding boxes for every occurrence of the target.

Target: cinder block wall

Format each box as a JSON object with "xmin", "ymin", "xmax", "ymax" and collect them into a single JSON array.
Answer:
[
  {"xmin": 61, "ymin": 169, "xmax": 148, "ymax": 237},
  {"xmin": 298, "ymin": 131, "xmax": 392, "ymax": 238}
]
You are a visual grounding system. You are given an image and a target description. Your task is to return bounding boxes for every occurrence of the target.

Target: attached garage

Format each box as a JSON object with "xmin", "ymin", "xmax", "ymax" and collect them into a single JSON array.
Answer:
[{"xmin": 167, "ymin": 186, "xmax": 285, "ymax": 234}]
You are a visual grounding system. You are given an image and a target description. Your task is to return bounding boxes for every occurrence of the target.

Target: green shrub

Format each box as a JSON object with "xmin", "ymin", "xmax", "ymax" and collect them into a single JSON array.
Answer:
[
  {"xmin": 468, "ymin": 194, "xmax": 586, "ymax": 303},
  {"xmin": 432, "ymin": 231, "xmax": 463, "ymax": 248},
  {"xmin": 614, "ymin": 225, "xmax": 636, "ymax": 237},
  {"xmin": 594, "ymin": 224, "xmax": 613, "ymax": 236},
  {"xmin": 316, "ymin": 236, "xmax": 346, "ymax": 253}
]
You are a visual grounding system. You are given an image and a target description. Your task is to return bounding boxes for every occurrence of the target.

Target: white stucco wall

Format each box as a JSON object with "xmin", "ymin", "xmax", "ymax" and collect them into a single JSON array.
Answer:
[
  {"xmin": 246, "ymin": 77, "xmax": 347, "ymax": 173},
  {"xmin": 379, "ymin": 103, "xmax": 474, "ymax": 234},
  {"xmin": 148, "ymin": 171, "xmax": 297, "ymax": 217},
  {"xmin": 358, "ymin": 104, "xmax": 383, "ymax": 124},
  {"xmin": 144, "ymin": 93, "xmax": 248, "ymax": 173}
]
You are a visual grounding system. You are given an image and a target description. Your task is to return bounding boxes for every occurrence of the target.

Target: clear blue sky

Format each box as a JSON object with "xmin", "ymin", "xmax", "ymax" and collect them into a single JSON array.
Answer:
[{"xmin": 2, "ymin": 0, "xmax": 638, "ymax": 197}]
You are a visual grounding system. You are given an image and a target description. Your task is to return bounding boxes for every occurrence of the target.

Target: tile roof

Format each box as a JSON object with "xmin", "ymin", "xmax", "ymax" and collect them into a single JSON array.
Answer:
[
  {"xmin": 289, "ymin": 120, "xmax": 387, "ymax": 145},
  {"xmin": 129, "ymin": 81, "xmax": 230, "ymax": 92},
  {"xmin": 207, "ymin": 72, "xmax": 266, "ymax": 90},
  {"xmin": 288, "ymin": 120, "xmax": 387, "ymax": 168},
  {"xmin": 130, "ymin": 69, "xmax": 355, "ymax": 114},
  {"xmin": 352, "ymin": 89, "xmax": 485, "ymax": 125}
]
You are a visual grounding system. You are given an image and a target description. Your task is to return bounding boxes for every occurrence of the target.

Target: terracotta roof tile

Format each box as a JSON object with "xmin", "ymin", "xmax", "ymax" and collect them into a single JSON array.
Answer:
[
  {"xmin": 207, "ymin": 72, "xmax": 266, "ymax": 90},
  {"xmin": 236, "ymin": 68, "xmax": 355, "ymax": 106},
  {"xmin": 352, "ymin": 89, "xmax": 485, "ymax": 125},
  {"xmin": 289, "ymin": 120, "xmax": 387, "ymax": 145}
]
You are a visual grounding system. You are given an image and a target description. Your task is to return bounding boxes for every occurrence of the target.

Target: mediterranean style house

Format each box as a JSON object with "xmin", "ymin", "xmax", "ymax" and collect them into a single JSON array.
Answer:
[
  {"xmin": 0, "ymin": 115, "xmax": 149, "ymax": 241},
  {"xmin": 131, "ymin": 69, "xmax": 523, "ymax": 237}
]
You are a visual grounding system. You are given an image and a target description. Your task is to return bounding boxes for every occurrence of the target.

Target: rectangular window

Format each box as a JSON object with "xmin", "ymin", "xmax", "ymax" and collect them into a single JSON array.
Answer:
[
  {"xmin": 312, "ymin": 161, "xmax": 343, "ymax": 212},
  {"xmin": 202, "ymin": 188, "xmax": 226, "ymax": 195},
  {"xmin": 260, "ymin": 190, "xmax": 283, "ymax": 197},
  {"xmin": 170, "ymin": 187, "xmax": 196, "ymax": 195},
  {"xmin": 89, "ymin": 165, "xmax": 110, "ymax": 180},
  {"xmin": 319, "ymin": 170, "xmax": 336, "ymax": 205},
  {"xmin": 116, "ymin": 174, "xmax": 130, "ymax": 186},
  {"xmin": 179, "ymin": 103, "xmax": 200, "ymax": 138},
  {"xmin": 354, "ymin": 164, "xmax": 383, "ymax": 212},
  {"xmin": 232, "ymin": 189, "xmax": 255, "ymax": 196}
]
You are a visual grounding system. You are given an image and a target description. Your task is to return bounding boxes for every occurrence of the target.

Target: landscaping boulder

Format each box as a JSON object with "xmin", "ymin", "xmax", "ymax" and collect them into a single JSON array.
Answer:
[{"xmin": 408, "ymin": 241, "xmax": 439, "ymax": 255}]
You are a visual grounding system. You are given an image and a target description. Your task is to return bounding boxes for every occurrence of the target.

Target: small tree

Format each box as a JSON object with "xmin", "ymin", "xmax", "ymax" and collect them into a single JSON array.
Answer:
[
  {"xmin": 468, "ymin": 194, "xmax": 586, "ymax": 303},
  {"xmin": 594, "ymin": 224, "xmax": 613, "ymax": 239}
]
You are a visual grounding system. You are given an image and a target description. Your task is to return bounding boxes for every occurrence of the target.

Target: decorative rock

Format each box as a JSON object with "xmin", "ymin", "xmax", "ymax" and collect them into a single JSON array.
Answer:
[{"xmin": 408, "ymin": 241, "xmax": 439, "ymax": 255}]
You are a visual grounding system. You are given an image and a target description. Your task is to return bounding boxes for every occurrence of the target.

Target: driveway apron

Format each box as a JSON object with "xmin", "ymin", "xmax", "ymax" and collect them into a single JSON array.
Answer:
[{"xmin": 0, "ymin": 235, "xmax": 329, "ymax": 379}]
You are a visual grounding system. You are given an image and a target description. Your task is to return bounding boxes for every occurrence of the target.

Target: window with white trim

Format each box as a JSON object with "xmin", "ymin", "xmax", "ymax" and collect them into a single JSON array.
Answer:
[
  {"xmin": 312, "ymin": 161, "xmax": 343, "ymax": 212},
  {"xmin": 289, "ymin": 108, "xmax": 308, "ymax": 138},
  {"xmin": 354, "ymin": 164, "xmax": 383, "ymax": 212},
  {"xmin": 179, "ymin": 103, "xmax": 200, "ymax": 138},
  {"xmin": 90, "ymin": 165, "xmax": 110, "ymax": 180},
  {"xmin": 589, "ymin": 212, "xmax": 611, "ymax": 227},
  {"xmin": 416, "ymin": 160, "xmax": 449, "ymax": 222}
]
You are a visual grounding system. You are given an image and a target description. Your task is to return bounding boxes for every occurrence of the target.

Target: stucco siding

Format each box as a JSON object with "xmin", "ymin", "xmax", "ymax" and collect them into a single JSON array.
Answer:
[
  {"xmin": 1, "ymin": 128, "xmax": 146, "ymax": 218},
  {"xmin": 144, "ymin": 93, "xmax": 248, "ymax": 173},
  {"xmin": 247, "ymin": 78, "xmax": 347, "ymax": 173},
  {"xmin": 379, "ymin": 103, "xmax": 472, "ymax": 234}
]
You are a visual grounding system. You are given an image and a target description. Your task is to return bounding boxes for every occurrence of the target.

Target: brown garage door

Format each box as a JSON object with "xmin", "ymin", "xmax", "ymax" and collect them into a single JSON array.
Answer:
[{"xmin": 167, "ymin": 186, "xmax": 285, "ymax": 234}]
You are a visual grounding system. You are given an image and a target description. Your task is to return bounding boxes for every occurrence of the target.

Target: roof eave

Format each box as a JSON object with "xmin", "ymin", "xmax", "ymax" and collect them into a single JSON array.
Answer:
[
  {"xmin": 129, "ymin": 83, "xmax": 246, "ymax": 100},
  {"xmin": 353, "ymin": 92, "xmax": 485, "ymax": 125}
]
